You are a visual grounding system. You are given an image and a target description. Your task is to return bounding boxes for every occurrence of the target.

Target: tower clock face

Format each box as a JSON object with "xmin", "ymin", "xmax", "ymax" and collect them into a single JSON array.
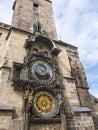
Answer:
[
  {"xmin": 32, "ymin": 88, "xmax": 58, "ymax": 118},
  {"xmin": 31, "ymin": 59, "xmax": 55, "ymax": 83}
]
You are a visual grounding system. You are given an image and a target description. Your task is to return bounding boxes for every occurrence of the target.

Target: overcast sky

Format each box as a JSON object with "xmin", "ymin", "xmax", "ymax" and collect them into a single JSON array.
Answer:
[{"xmin": 0, "ymin": 0, "xmax": 98, "ymax": 98}]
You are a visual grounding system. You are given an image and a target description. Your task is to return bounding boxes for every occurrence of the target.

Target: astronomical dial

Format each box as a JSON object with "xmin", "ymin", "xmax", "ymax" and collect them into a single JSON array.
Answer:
[
  {"xmin": 32, "ymin": 88, "xmax": 58, "ymax": 118},
  {"xmin": 31, "ymin": 59, "xmax": 55, "ymax": 83}
]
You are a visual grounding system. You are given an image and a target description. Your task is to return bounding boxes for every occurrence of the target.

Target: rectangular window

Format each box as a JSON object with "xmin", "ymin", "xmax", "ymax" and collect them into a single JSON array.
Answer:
[
  {"xmin": 14, "ymin": 69, "xmax": 21, "ymax": 79},
  {"xmin": 33, "ymin": 3, "xmax": 39, "ymax": 13},
  {"xmin": 12, "ymin": 62, "xmax": 23, "ymax": 80}
]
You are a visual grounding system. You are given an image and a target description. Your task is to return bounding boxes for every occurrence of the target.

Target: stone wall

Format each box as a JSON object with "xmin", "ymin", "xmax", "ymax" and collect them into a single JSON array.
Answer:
[
  {"xmin": 12, "ymin": 0, "xmax": 57, "ymax": 40},
  {"xmin": 0, "ymin": 111, "xmax": 12, "ymax": 130},
  {"xmin": 63, "ymin": 78, "xmax": 80, "ymax": 108},
  {"xmin": 12, "ymin": 118, "xmax": 23, "ymax": 130},
  {"xmin": 0, "ymin": 26, "xmax": 97, "ymax": 130},
  {"xmin": 67, "ymin": 112, "xmax": 95, "ymax": 130},
  {"xmin": 93, "ymin": 116, "xmax": 98, "ymax": 130},
  {"xmin": 0, "ymin": 26, "xmax": 10, "ymax": 66},
  {"xmin": 30, "ymin": 123, "xmax": 61, "ymax": 130},
  {"xmin": 57, "ymin": 44, "xmax": 80, "ymax": 113}
]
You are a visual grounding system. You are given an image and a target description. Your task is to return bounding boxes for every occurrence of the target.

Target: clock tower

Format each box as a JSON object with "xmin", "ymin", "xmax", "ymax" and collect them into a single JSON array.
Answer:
[
  {"xmin": 12, "ymin": 0, "xmax": 57, "ymax": 40},
  {"xmin": 0, "ymin": 0, "xmax": 97, "ymax": 130}
]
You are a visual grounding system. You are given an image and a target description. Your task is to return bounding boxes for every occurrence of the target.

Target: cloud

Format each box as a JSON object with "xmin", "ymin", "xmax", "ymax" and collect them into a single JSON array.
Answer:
[
  {"xmin": 0, "ymin": 0, "xmax": 13, "ymax": 24},
  {"xmin": 89, "ymin": 82, "xmax": 98, "ymax": 98},
  {"xmin": 53, "ymin": 0, "xmax": 98, "ymax": 97}
]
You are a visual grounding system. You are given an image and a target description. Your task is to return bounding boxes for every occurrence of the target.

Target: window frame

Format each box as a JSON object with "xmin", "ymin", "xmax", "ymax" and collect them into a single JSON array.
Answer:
[
  {"xmin": 33, "ymin": 3, "xmax": 39, "ymax": 14},
  {"xmin": 14, "ymin": 68, "xmax": 21, "ymax": 79},
  {"xmin": 12, "ymin": 62, "xmax": 23, "ymax": 80}
]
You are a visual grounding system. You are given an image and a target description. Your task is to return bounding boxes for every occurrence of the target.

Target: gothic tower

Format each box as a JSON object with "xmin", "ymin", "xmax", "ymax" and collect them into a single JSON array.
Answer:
[
  {"xmin": 0, "ymin": 0, "xmax": 98, "ymax": 130},
  {"xmin": 12, "ymin": 0, "xmax": 57, "ymax": 40}
]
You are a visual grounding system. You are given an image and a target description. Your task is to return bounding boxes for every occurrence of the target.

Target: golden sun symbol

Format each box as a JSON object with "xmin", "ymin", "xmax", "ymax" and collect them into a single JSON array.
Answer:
[{"xmin": 34, "ymin": 91, "xmax": 55, "ymax": 114}]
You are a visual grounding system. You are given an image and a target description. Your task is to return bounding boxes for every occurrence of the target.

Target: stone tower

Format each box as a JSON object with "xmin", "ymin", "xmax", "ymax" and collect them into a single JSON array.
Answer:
[
  {"xmin": 12, "ymin": 0, "xmax": 57, "ymax": 40},
  {"xmin": 0, "ymin": 0, "xmax": 98, "ymax": 130}
]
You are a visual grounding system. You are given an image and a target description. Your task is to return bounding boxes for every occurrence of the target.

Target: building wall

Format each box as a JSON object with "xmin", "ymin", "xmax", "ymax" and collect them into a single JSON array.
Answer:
[
  {"xmin": 67, "ymin": 113, "xmax": 95, "ymax": 130},
  {"xmin": 30, "ymin": 123, "xmax": 61, "ymax": 130},
  {"xmin": 12, "ymin": 0, "xmax": 57, "ymax": 40},
  {"xmin": 57, "ymin": 44, "xmax": 80, "ymax": 111},
  {"xmin": 0, "ymin": 25, "xmax": 10, "ymax": 66},
  {"xmin": 0, "ymin": 25, "xmax": 96, "ymax": 130},
  {"xmin": 0, "ymin": 111, "xmax": 13, "ymax": 130}
]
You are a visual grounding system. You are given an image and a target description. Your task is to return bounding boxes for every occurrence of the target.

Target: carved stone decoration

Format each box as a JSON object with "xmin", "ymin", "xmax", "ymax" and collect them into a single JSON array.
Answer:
[
  {"xmin": 33, "ymin": 21, "xmax": 41, "ymax": 34},
  {"xmin": 12, "ymin": 79, "xmax": 29, "ymax": 91}
]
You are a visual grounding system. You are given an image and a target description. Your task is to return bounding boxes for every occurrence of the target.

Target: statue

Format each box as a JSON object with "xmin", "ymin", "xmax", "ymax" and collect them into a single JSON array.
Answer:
[{"xmin": 33, "ymin": 14, "xmax": 41, "ymax": 34}]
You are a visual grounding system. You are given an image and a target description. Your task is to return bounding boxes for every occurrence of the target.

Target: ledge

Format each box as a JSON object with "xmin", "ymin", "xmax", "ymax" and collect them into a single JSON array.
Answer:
[
  {"xmin": 13, "ymin": 62, "xmax": 23, "ymax": 69},
  {"xmin": 0, "ymin": 105, "xmax": 13, "ymax": 111},
  {"xmin": 46, "ymin": 0, "xmax": 52, "ymax": 3},
  {"xmin": 72, "ymin": 107, "xmax": 91, "ymax": 113},
  {"xmin": 0, "ymin": 22, "xmax": 11, "ymax": 30},
  {"xmin": 29, "ymin": 118, "xmax": 61, "ymax": 123},
  {"xmin": 54, "ymin": 40, "xmax": 77, "ymax": 49},
  {"xmin": 0, "ymin": 65, "xmax": 11, "ymax": 70},
  {"xmin": 64, "ymin": 76, "xmax": 75, "ymax": 80}
]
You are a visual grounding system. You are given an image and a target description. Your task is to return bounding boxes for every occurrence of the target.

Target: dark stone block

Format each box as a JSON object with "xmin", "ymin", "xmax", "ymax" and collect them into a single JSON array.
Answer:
[
  {"xmin": 67, "ymin": 127, "xmax": 76, "ymax": 130},
  {"xmin": 84, "ymin": 127, "xmax": 88, "ymax": 130},
  {"xmin": 76, "ymin": 127, "xmax": 80, "ymax": 130}
]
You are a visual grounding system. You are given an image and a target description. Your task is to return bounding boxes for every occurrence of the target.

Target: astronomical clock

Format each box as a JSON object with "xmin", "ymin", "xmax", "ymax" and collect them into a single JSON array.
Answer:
[
  {"xmin": 31, "ymin": 87, "xmax": 58, "ymax": 118},
  {"xmin": 12, "ymin": 35, "xmax": 63, "ymax": 121},
  {"xmin": 30, "ymin": 59, "xmax": 55, "ymax": 85}
]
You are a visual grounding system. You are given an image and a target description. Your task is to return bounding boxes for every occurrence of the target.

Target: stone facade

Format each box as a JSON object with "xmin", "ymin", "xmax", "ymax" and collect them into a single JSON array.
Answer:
[
  {"xmin": 12, "ymin": 0, "xmax": 57, "ymax": 40},
  {"xmin": 0, "ymin": 0, "xmax": 98, "ymax": 130},
  {"xmin": 67, "ymin": 112, "xmax": 95, "ymax": 130}
]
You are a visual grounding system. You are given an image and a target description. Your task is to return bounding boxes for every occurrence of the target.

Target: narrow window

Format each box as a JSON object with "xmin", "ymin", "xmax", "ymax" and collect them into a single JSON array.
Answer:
[
  {"xmin": 14, "ymin": 68, "xmax": 21, "ymax": 79},
  {"xmin": 33, "ymin": 3, "xmax": 39, "ymax": 13},
  {"xmin": 44, "ymin": 51, "xmax": 48, "ymax": 57},
  {"xmin": 33, "ymin": 48, "xmax": 38, "ymax": 54}
]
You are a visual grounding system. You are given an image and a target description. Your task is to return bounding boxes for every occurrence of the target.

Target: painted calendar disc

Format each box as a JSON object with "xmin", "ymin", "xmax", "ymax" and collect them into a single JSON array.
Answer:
[{"xmin": 32, "ymin": 88, "xmax": 58, "ymax": 118}]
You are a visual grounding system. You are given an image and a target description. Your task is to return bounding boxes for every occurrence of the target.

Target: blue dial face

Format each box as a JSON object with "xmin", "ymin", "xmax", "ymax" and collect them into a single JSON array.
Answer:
[
  {"xmin": 36, "ymin": 64, "xmax": 47, "ymax": 73},
  {"xmin": 31, "ymin": 60, "xmax": 54, "ymax": 82}
]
